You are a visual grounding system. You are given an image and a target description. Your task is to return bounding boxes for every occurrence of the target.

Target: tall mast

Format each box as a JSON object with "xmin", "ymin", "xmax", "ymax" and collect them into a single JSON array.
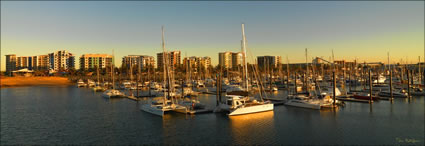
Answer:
[
  {"xmin": 112, "ymin": 49, "xmax": 115, "ymax": 89},
  {"xmin": 241, "ymin": 23, "xmax": 249, "ymax": 91},
  {"xmin": 332, "ymin": 49, "xmax": 335, "ymax": 72},
  {"xmin": 305, "ymin": 48, "xmax": 309, "ymax": 91},
  {"xmin": 185, "ymin": 52, "xmax": 189, "ymax": 83},
  {"xmin": 388, "ymin": 52, "xmax": 390, "ymax": 71},
  {"xmin": 97, "ymin": 63, "xmax": 100, "ymax": 85},
  {"xmin": 130, "ymin": 57, "xmax": 133, "ymax": 81},
  {"xmin": 161, "ymin": 26, "xmax": 168, "ymax": 102}
]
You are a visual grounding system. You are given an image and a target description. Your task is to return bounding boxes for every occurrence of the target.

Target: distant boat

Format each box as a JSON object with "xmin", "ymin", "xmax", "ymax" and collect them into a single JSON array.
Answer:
[
  {"xmin": 140, "ymin": 99, "xmax": 186, "ymax": 116},
  {"xmin": 93, "ymin": 86, "xmax": 105, "ymax": 92},
  {"xmin": 373, "ymin": 74, "xmax": 387, "ymax": 84},
  {"xmin": 178, "ymin": 98, "xmax": 206, "ymax": 110},
  {"xmin": 102, "ymin": 49, "xmax": 124, "ymax": 99},
  {"xmin": 411, "ymin": 88, "xmax": 425, "ymax": 96},
  {"xmin": 120, "ymin": 80, "xmax": 131, "ymax": 89},
  {"xmin": 284, "ymin": 94, "xmax": 334, "ymax": 110},
  {"xmin": 77, "ymin": 79, "xmax": 87, "ymax": 87},
  {"xmin": 102, "ymin": 89, "xmax": 124, "ymax": 98},
  {"xmin": 378, "ymin": 89, "xmax": 407, "ymax": 98},
  {"xmin": 194, "ymin": 81, "xmax": 209, "ymax": 93},
  {"xmin": 350, "ymin": 92, "xmax": 379, "ymax": 100},
  {"xmin": 87, "ymin": 79, "xmax": 96, "ymax": 87}
]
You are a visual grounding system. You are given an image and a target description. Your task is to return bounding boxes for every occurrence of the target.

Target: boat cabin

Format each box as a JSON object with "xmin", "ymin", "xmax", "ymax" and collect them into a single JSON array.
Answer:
[{"xmin": 226, "ymin": 95, "xmax": 246, "ymax": 108}]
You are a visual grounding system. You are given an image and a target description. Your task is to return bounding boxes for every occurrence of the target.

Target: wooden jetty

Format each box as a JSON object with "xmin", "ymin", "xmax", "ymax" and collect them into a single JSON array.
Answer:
[{"xmin": 136, "ymin": 95, "xmax": 157, "ymax": 98}]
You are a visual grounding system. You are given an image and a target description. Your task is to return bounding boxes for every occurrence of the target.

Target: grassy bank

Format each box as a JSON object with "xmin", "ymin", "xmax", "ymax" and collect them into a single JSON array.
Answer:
[{"xmin": 0, "ymin": 76, "xmax": 73, "ymax": 88}]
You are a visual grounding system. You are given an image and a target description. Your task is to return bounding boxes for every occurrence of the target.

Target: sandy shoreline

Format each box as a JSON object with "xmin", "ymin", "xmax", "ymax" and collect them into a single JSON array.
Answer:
[{"xmin": 0, "ymin": 77, "xmax": 73, "ymax": 88}]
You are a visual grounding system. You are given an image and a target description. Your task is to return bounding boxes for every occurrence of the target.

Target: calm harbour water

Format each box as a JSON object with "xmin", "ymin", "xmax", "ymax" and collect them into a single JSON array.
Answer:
[{"xmin": 1, "ymin": 86, "xmax": 424, "ymax": 145}]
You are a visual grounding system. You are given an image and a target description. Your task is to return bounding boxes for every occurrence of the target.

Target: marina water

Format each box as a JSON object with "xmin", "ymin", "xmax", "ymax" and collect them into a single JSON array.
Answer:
[{"xmin": 1, "ymin": 86, "xmax": 424, "ymax": 145}]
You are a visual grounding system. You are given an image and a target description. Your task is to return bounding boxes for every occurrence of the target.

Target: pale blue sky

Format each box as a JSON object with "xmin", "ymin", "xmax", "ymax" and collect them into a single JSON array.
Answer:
[{"xmin": 1, "ymin": 1, "xmax": 424, "ymax": 70}]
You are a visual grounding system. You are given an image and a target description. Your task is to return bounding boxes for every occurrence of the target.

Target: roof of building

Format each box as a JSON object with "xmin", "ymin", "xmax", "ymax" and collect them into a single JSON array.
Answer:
[{"xmin": 80, "ymin": 54, "xmax": 112, "ymax": 58}]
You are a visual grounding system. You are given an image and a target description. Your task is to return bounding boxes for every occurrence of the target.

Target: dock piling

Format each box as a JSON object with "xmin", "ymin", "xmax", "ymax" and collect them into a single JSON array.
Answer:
[
  {"xmin": 333, "ymin": 71, "xmax": 336, "ymax": 106},
  {"xmin": 407, "ymin": 70, "xmax": 411, "ymax": 99},
  {"xmin": 390, "ymin": 68, "xmax": 393, "ymax": 102},
  {"xmin": 294, "ymin": 72, "xmax": 297, "ymax": 94}
]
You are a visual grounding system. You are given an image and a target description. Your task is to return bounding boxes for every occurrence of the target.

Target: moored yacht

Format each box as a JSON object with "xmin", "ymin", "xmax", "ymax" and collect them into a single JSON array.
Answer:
[
  {"xmin": 77, "ymin": 79, "xmax": 87, "ymax": 87},
  {"xmin": 87, "ymin": 79, "xmax": 96, "ymax": 87},
  {"xmin": 217, "ymin": 94, "xmax": 274, "ymax": 116},
  {"xmin": 214, "ymin": 24, "xmax": 274, "ymax": 116},
  {"xmin": 102, "ymin": 49, "xmax": 124, "ymax": 99},
  {"xmin": 140, "ymin": 26, "xmax": 186, "ymax": 117},
  {"xmin": 411, "ymin": 87, "xmax": 425, "ymax": 96},
  {"xmin": 284, "ymin": 94, "xmax": 334, "ymax": 110},
  {"xmin": 378, "ymin": 89, "xmax": 408, "ymax": 98},
  {"xmin": 373, "ymin": 74, "xmax": 387, "ymax": 84},
  {"xmin": 140, "ymin": 99, "xmax": 186, "ymax": 116},
  {"xmin": 102, "ymin": 89, "xmax": 124, "ymax": 98},
  {"xmin": 93, "ymin": 86, "xmax": 105, "ymax": 92}
]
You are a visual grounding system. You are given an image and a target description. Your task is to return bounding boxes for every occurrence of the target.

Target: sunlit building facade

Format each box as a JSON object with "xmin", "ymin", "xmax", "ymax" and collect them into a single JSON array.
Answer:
[
  {"xmin": 219, "ymin": 51, "xmax": 242, "ymax": 69},
  {"xmin": 80, "ymin": 54, "xmax": 113, "ymax": 70},
  {"xmin": 257, "ymin": 56, "xmax": 282, "ymax": 68},
  {"xmin": 48, "ymin": 50, "xmax": 75, "ymax": 71},
  {"xmin": 157, "ymin": 51, "xmax": 181, "ymax": 69},
  {"xmin": 122, "ymin": 55, "xmax": 155, "ymax": 71}
]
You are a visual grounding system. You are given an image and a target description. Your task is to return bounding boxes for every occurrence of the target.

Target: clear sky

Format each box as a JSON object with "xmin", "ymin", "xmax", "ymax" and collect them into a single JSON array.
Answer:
[{"xmin": 1, "ymin": 1, "xmax": 424, "ymax": 71}]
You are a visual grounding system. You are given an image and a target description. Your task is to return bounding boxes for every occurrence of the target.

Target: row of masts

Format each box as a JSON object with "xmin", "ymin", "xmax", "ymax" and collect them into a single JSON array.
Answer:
[{"xmin": 73, "ymin": 59, "xmax": 425, "ymax": 90}]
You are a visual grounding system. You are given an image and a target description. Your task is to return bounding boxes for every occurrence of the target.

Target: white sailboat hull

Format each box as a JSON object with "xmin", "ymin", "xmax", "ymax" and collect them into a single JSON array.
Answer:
[
  {"xmin": 102, "ymin": 89, "xmax": 124, "ymax": 98},
  {"xmin": 140, "ymin": 104, "xmax": 165, "ymax": 116},
  {"xmin": 228, "ymin": 103, "xmax": 274, "ymax": 116},
  {"xmin": 284, "ymin": 100, "xmax": 321, "ymax": 110}
]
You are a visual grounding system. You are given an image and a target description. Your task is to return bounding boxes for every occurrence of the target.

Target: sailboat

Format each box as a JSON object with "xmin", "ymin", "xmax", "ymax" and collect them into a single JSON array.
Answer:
[
  {"xmin": 77, "ymin": 79, "xmax": 87, "ymax": 87},
  {"xmin": 102, "ymin": 50, "xmax": 124, "ymax": 98},
  {"xmin": 93, "ymin": 65, "xmax": 105, "ymax": 92},
  {"xmin": 140, "ymin": 26, "xmax": 186, "ymax": 116},
  {"xmin": 285, "ymin": 94, "xmax": 334, "ymax": 110},
  {"xmin": 87, "ymin": 79, "xmax": 96, "ymax": 87},
  {"xmin": 284, "ymin": 49, "xmax": 336, "ymax": 109},
  {"xmin": 215, "ymin": 24, "xmax": 274, "ymax": 116}
]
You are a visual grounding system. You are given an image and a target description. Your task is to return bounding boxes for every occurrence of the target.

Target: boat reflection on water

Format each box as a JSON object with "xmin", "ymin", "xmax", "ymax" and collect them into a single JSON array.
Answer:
[
  {"xmin": 229, "ymin": 111, "xmax": 275, "ymax": 145},
  {"xmin": 318, "ymin": 107, "xmax": 340, "ymax": 118},
  {"xmin": 229, "ymin": 111, "xmax": 274, "ymax": 121},
  {"xmin": 102, "ymin": 97, "xmax": 123, "ymax": 103},
  {"xmin": 162, "ymin": 113, "xmax": 173, "ymax": 120}
]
